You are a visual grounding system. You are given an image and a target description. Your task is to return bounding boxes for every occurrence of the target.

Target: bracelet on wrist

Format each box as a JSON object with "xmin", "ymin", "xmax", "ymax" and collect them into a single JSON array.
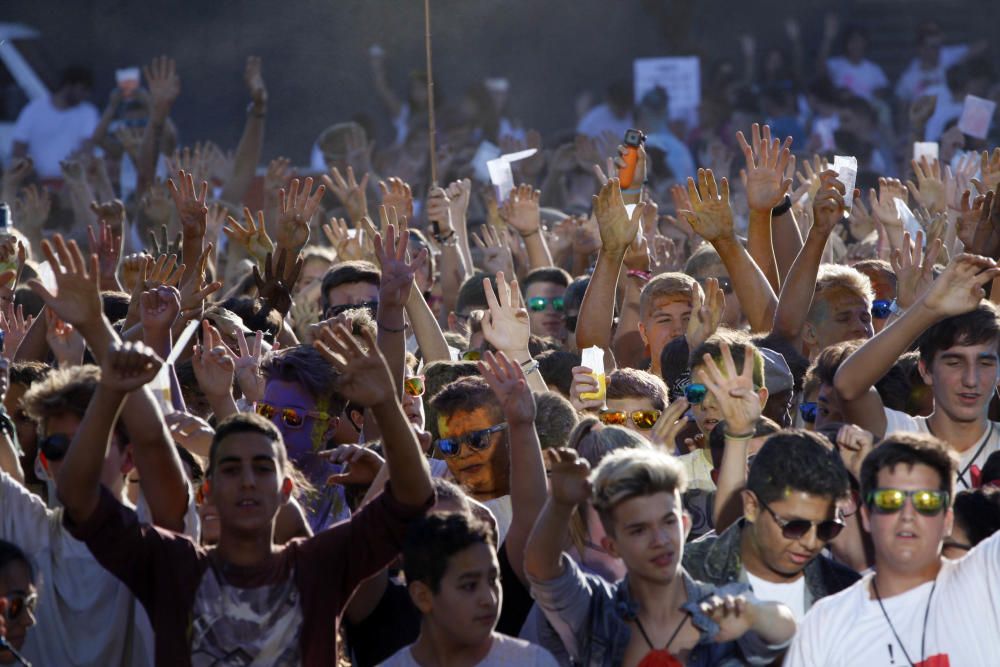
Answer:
[
  {"xmin": 378, "ymin": 321, "xmax": 405, "ymax": 333},
  {"xmin": 626, "ymin": 269, "xmax": 651, "ymax": 282},
  {"xmin": 519, "ymin": 228, "xmax": 541, "ymax": 239},
  {"xmin": 771, "ymin": 194, "xmax": 793, "ymax": 217},
  {"xmin": 724, "ymin": 429, "xmax": 755, "ymax": 441},
  {"xmin": 433, "ymin": 229, "xmax": 455, "ymax": 243},
  {"xmin": 520, "ymin": 359, "xmax": 540, "ymax": 375}
]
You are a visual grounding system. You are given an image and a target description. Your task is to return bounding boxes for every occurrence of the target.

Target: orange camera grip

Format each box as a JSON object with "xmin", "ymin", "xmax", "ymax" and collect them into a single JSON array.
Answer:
[{"xmin": 618, "ymin": 147, "xmax": 639, "ymax": 189}]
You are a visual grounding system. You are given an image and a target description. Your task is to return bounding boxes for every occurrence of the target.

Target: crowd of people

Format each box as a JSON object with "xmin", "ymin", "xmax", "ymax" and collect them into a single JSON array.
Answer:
[{"xmin": 0, "ymin": 12, "xmax": 999, "ymax": 667}]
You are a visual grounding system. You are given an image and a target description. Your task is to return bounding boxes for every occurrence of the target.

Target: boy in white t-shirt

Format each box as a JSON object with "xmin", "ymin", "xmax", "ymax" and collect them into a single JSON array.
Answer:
[
  {"xmin": 380, "ymin": 511, "xmax": 557, "ymax": 667},
  {"xmin": 787, "ymin": 432, "xmax": 1000, "ymax": 666},
  {"xmin": 835, "ymin": 254, "xmax": 1000, "ymax": 490}
]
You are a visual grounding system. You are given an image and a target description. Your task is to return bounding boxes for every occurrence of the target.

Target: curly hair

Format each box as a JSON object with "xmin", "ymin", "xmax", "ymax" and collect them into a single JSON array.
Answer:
[{"xmin": 403, "ymin": 511, "xmax": 496, "ymax": 593}]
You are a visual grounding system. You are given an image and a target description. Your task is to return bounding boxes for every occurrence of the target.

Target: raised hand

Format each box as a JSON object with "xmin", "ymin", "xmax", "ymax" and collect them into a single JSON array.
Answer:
[
  {"xmin": 321, "ymin": 444, "xmax": 385, "ymax": 487},
  {"xmin": 253, "ymin": 249, "xmax": 302, "ymax": 316},
  {"xmin": 192, "ymin": 320, "xmax": 236, "ymax": 400},
  {"xmin": 44, "ymin": 309, "xmax": 85, "ymax": 367},
  {"xmin": 323, "ymin": 166, "xmax": 370, "ymax": 224},
  {"xmin": 792, "ymin": 155, "xmax": 828, "ymax": 206},
  {"xmin": 87, "ymin": 219, "xmax": 124, "ymax": 290},
  {"xmin": 141, "ymin": 253, "xmax": 185, "ymax": 290},
  {"xmin": 375, "ymin": 216, "xmax": 428, "ymax": 310},
  {"xmin": 276, "ymin": 177, "xmax": 325, "ymax": 253},
  {"xmin": 314, "ymin": 324, "xmax": 395, "ymax": 408},
  {"xmin": 501, "ymin": 183, "xmax": 543, "ymax": 237},
  {"xmin": 478, "ymin": 351, "xmax": 535, "ymax": 425},
  {"xmin": 482, "ymin": 271, "xmax": 530, "ymax": 353},
  {"xmin": 891, "ymin": 230, "xmax": 944, "ymax": 310},
  {"xmin": 140, "ymin": 179, "xmax": 173, "ymax": 226},
  {"xmin": 686, "ymin": 278, "xmax": 725, "ymax": 351},
  {"xmin": 980, "ymin": 148, "xmax": 1000, "ymax": 192},
  {"xmin": 593, "ymin": 178, "xmax": 644, "ymax": 253},
  {"xmin": 322, "ymin": 217, "xmax": 366, "ymax": 262},
  {"xmin": 696, "ymin": 343, "xmax": 762, "ymax": 436},
  {"xmin": 922, "ymin": 253, "xmax": 1000, "ymax": 318},
  {"xmin": 544, "ymin": 448, "xmax": 593, "ymax": 507},
  {"xmin": 264, "ymin": 157, "xmax": 292, "ymax": 197},
  {"xmin": 166, "ymin": 411, "xmax": 215, "ymax": 455},
  {"xmin": 244, "ymin": 55, "xmax": 267, "ymax": 108},
  {"xmin": 167, "ymin": 169, "xmax": 208, "ymax": 241},
  {"xmin": 28, "ymin": 235, "xmax": 103, "ymax": 329},
  {"xmin": 425, "ymin": 187, "xmax": 453, "ymax": 234},
  {"xmin": 224, "ymin": 207, "xmax": 274, "ymax": 265},
  {"xmin": 140, "ymin": 284, "xmax": 181, "ymax": 334},
  {"xmin": 569, "ymin": 365, "xmax": 604, "ymax": 412},
  {"xmin": 869, "ymin": 178, "xmax": 907, "ymax": 227},
  {"xmin": 144, "ymin": 55, "xmax": 181, "ymax": 113},
  {"xmin": 0, "ymin": 300, "xmax": 32, "ymax": 360},
  {"xmin": 167, "ymin": 145, "xmax": 211, "ymax": 189},
  {"xmin": 471, "ymin": 223, "xmax": 514, "ymax": 277},
  {"xmin": 906, "ymin": 157, "xmax": 946, "ymax": 213},
  {"xmin": 909, "ymin": 95, "xmax": 936, "ymax": 130},
  {"xmin": 147, "ymin": 224, "xmax": 183, "ymax": 258},
  {"xmin": 380, "ymin": 176, "xmax": 414, "ymax": 221},
  {"xmin": 233, "ymin": 328, "xmax": 266, "ymax": 404},
  {"xmin": 649, "ymin": 398, "xmax": 691, "ymax": 450},
  {"xmin": 680, "ymin": 169, "xmax": 734, "ymax": 243},
  {"xmin": 100, "ymin": 341, "xmax": 164, "ymax": 394},
  {"xmin": 623, "ymin": 230, "xmax": 650, "ymax": 272},
  {"xmin": 834, "ymin": 423, "xmax": 875, "ymax": 481},
  {"xmin": 811, "ymin": 170, "xmax": 847, "ymax": 236},
  {"xmin": 445, "ymin": 178, "xmax": 472, "ymax": 227},
  {"xmin": 736, "ymin": 123, "xmax": 792, "ymax": 211},
  {"xmin": 12, "ymin": 184, "xmax": 51, "ymax": 235}
]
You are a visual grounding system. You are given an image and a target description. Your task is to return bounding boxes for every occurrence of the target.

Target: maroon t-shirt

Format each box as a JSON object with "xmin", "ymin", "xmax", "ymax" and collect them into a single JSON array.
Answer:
[{"xmin": 64, "ymin": 484, "xmax": 432, "ymax": 666}]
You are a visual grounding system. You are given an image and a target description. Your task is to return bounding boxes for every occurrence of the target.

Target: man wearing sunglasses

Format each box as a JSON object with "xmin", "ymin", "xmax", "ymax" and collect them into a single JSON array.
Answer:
[
  {"xmin": 685, "ymin": 432, "xmax": 859, "ymax": 624},
  {"xmin": 788, "ymin": 433, "xmax": 1000, "ymax": 666},
  {"xmin": 522, "ymin": 268, "xmax": 571, "ymax": 343}
]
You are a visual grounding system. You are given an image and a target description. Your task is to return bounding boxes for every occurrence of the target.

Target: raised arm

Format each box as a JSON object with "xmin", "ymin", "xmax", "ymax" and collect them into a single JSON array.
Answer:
[
  {"xmin": 219, "ymin": 57, "xmax": 267, "ymax": 206},
  {"xmin": 57, "ymin": 341, "xmax": 162, "ymax": 525},
  {"xmin": 315, "ymin": 324, "xmax": 432, "ymax": 507},
  {"xmin": 502, "ymin": 184, "xmax": 553, "ymax": 271},
  {"xmin": 479, "ymin": 351, "xmax": 547, "ymax": 584},
  {"xmin": 681, "ymin": 169, "xmax": 777, "ymax": 332},
  {"xmin": 138, "ymin": 56, "xmax": 180, "ymax": 195},
  {"xmin": 772, "ymin": 170, "xmax": 846, "ymax": 342},
  {"xmin": 834, "ymin": 253, "xmax": 1000, "ymax": 435},
  {"xmin": 575, "ymin": 178, "xmax": 646, "ymax": 352},
  {"xmin": 481, "ymin": 271, "xmax": 547, "ymax": 393},
  {"xmin": 274, "ymin": 177, "xmax": 326, "ymax": 260},
  {"xmin": 737, "ymin": 124, "xmax": 793, "ymax": 293},
  {"xmin": 524, "ymin": 448, "xmax": 592, "ymax": 582}
]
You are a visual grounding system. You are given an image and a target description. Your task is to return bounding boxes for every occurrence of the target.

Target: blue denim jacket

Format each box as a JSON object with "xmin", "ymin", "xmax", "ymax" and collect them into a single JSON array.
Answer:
[{"xmin": 528, "ymin": 554, "xmax": 786, "ymax": 667}]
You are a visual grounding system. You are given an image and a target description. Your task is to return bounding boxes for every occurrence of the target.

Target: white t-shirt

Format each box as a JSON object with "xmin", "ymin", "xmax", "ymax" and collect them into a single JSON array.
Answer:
[
  {"xmin": 678, "ymin": 448, "xmax": 716, "ymax": 492},
  {"xmin": 786, "ymin": 530, "xmax": 1000, "ymax": 666},
  {"xmin": 483, "ymin": 494, "xmax": 513, "ymax": 546},
  {"xmin": 895, "ymin": 45, "xmax": 970, "ymax": 101},
  {"xmin": 746, "ymin": 571, "xmax": 807, "ymax": 621},
  {"xmin": 379, "ymin": 633, "xmax": 559, "ymax": 666},
  {"xmin": 922, "ymin": 84, "xmax": 965, "ymax": 141},
  {"xmin": 826, "ymin": 57, "xmax": 889, "ymax": 100},
  {"xmin": 0, "ymin": 472, "xmax": 199, "ymax": 666},
  {"xmin": 11, "ymin": 96, "xmax": 99, "ymax": 178},
  {"xmin": 883, "ymin": 409, "xmax": 1000, "ymax": 489}
]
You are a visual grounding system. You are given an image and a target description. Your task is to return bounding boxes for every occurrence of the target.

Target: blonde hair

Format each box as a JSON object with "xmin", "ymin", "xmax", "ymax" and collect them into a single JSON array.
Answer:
[
  {"xmin": 591, "ymin": 448, "xmax": 687, "ymax": 533},
  {"xmin": 639, "ymin": 272, "xmax": 698, "ymax": 319},
  {"xmin": 808, "ymin": 264, "xmax": 874, "ymax": 323}
]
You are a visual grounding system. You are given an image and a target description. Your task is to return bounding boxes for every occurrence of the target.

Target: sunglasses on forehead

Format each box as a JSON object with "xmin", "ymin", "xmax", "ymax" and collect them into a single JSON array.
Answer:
[
  {"xmin": 39, "ymin": 433, "xmax": 72, "ymax": 462},
  {"xmin": 598, "ymin": 409, "xmax": 661, "ymax": 430},
  {"xmin": 256, "ymin": 403, "xmax": 333, "ymax": 429},
  {"xmin": 404, "ymin": 376, "xmax": 425, "ymax": 397},
  {"xmin": 867, "ymin": 488, "xmax": 949, "ymax": 516},
  {"xmin": 759, "ymin": 499, "xmax": 845, "ymax": 542},
  {"xmin": 871, "ymin": 299, "xmax": 892, "ymax": 320},
  {"xmin": 437, "ymin": 423, "xmax": 508, "ymax": 458},
  {"xmin": 799, "ymin": 401, "xmax": 818, "ymax": 424},
  {"xmin": 684, "ymin": 383, "xmax": 708, "ymax": 405}
]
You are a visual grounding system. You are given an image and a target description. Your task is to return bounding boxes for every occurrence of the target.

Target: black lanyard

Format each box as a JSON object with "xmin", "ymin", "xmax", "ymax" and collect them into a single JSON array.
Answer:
[
  {"xmin": 872, "ymin": 577, "xmax": 937, "ymax": 667},
  {"xmin": 925, "ymin": 421, "xmax": 992, "ymax": 488}
]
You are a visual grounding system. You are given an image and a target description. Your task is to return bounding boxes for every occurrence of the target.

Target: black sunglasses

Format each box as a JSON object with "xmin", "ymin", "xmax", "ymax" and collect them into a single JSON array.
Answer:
[
  {"xmin": 437, "ymin": 423, "xmax": 508, "ymax": 458},
  {"xmin": 799, "ymin": 401, "xmax": 818, "ymax": 424},
  {"xmin": 760, "ymin": 499, "xmax": 844, "ymax": 542},
  {"xmin": 39, "ymin": 434, "xmax": 72, "ymax": 462},
  {"xmin": 684, "ymin": 383, "xmax": 708, "ymax": 405},
  {"xmin": 325, "ymin": 301, "xmax": 379, "ymax": 319}
]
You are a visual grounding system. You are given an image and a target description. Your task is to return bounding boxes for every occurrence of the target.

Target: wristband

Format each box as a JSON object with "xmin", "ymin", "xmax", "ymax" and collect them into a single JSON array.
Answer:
[
  {"xmin": 434, "ymin": 229, "xmax": 455, "ymax": 243},
  {"xmin": 888, "ymin": 299, "xmax": 906, "ymax": 316},
  {"xmin": 771, "ymin": 194, "xmax": 793, "ymax": 217},
  {"xmin": 724, "ymin": 430, "xmax": 755, "ymax": 441},
  {"xmin": 378, "ymin": 322, "xmax": 405, "ymax": 333},
  {"xmin": 621, "ymin": 187, "xmax": 643, "ymax": 195},
  {"xmin": 626, "ymin": 269, "xmax": 651, "ymax": 282},
  {"xmin": 520, "ymin": 359, "xmax": 540, "ymax": 375},
  {"xmin": 246, "ymin": 102, "xmax": 267, "ymax": 118},
  {"xmin": 519, "ymin": 228, "xmax": 541, "ymax": 239}
]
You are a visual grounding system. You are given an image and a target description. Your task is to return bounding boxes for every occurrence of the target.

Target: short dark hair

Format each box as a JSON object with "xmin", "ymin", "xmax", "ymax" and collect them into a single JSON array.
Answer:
[
  {"xmin": 536, "ymin": 350, "xmax": 580, "ymax": 397},
  {"xmin": 563, "ymin": 276, "xmax": 589, "ymax": 316},
  {"xmin": 429, "ymin": 376, "xmax": 498, "ymax": 421},
  {"xmin": 10, "ymin": 361, "xmax": 51, "ymax": 387},
  {"xmin": 690, "ymin": 330, "xmax": 764, "ymax": 390},
  {"xmin": 522, "ymin": 267, "xmax": 571, "ymax": 293},
  {"xmin": 0, "ymin": 539, "xmax": 33, "ymax": 582},
  {"xmin": 860, "ymin": 433, "xmax": 958, "ymax": 503},
  {"xmin": 533, "ymin": 391, "xmax": 579, "ymax": 450},
  {"xmin": 456, "ymin": 272, "xmax": 493, "ymax": 316},
  {"xmin": 953, "ymin": 487, "xmax": 1000, "ymax": 547},
  {"xmin": 403, "ymin": 511, "xmax": 496, "ymax": 593},
  {"xmin": 748, "ymin": 430, "xmax": 850, "ymax": 504},
  {"xmin": 321, "ymin": 261, "xmax": 381, "ymax": 309},
  {"xmin": 916, "ymin": 303, "xmax": 1000, "ymax": 367},
  {"xmin": 208, "ymin": 412, "xmax": 285, "ymax": 477},
  {"xmin": 606, "ymin": 368, "xmax": 668, "ymax": 411},
  {"xmin": 216, "ymin": 297, "xmax": 283, "ymax": 339},
  {"xmin": 101, "ymin": 291, "xmax": 132, "ymax": 323},
  {"xmin": 261, "ymin": 344, "xmax": 346, "ymax": 415}
]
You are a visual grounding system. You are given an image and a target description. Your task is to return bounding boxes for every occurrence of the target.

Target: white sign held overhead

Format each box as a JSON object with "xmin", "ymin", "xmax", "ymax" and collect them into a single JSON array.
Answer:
[
  {"xmin": 957, "ymin": 94, "xmax": 996, "ymax": 140},
  {"xmin": 633, "ymin": 57, "xmax": 701, "ymax": 120},
  {"xmin": 912, "ymin": 142, "xmax": 939, "ymax": 163},
  {"xmin": 487, "ymin": 148, "xmax": 538, "ymax": 203},
  {"xmin": 833, "ymin": 155, "xmax": 857, "ymax": 211}
]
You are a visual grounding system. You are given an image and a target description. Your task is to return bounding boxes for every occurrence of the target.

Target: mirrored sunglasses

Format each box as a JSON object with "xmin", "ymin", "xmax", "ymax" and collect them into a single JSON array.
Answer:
[
  {"xmin": 799, "ymin": 401, "xmax": 818, "ymax": 424},
  {"xmin": 760, "ymin": 500, "xmax": 845, "ymax": 541},
  {"xmin": 598, "ymin": 409, "xmax": 662, "ymax": 430},
  {"xmin": 437, "ymin": 423, "xmax": 508, "ymax": 458},
  {"xmin": 684, "ymin": 383, "xmax": 708, "ymax": 405},
  {"xmin": 527, "ymin": 296, "xmax": 565, "ymax": 313},
  {"xmin": 404, "ymin": 376, "xmax": 425, "ymax": 397},
  {"xmin": 256, "ymin": 402, "xmax": 332, "ymax": 429},
  {"xmin": 867, "ymin": 488, "xmax": 949, "ymax": 516}
]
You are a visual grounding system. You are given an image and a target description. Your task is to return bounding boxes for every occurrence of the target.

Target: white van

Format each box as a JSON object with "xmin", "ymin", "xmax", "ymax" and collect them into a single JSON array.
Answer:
[{"xmin": 0, "ymin": 23, "xmax": 51, "ymax": 166}]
